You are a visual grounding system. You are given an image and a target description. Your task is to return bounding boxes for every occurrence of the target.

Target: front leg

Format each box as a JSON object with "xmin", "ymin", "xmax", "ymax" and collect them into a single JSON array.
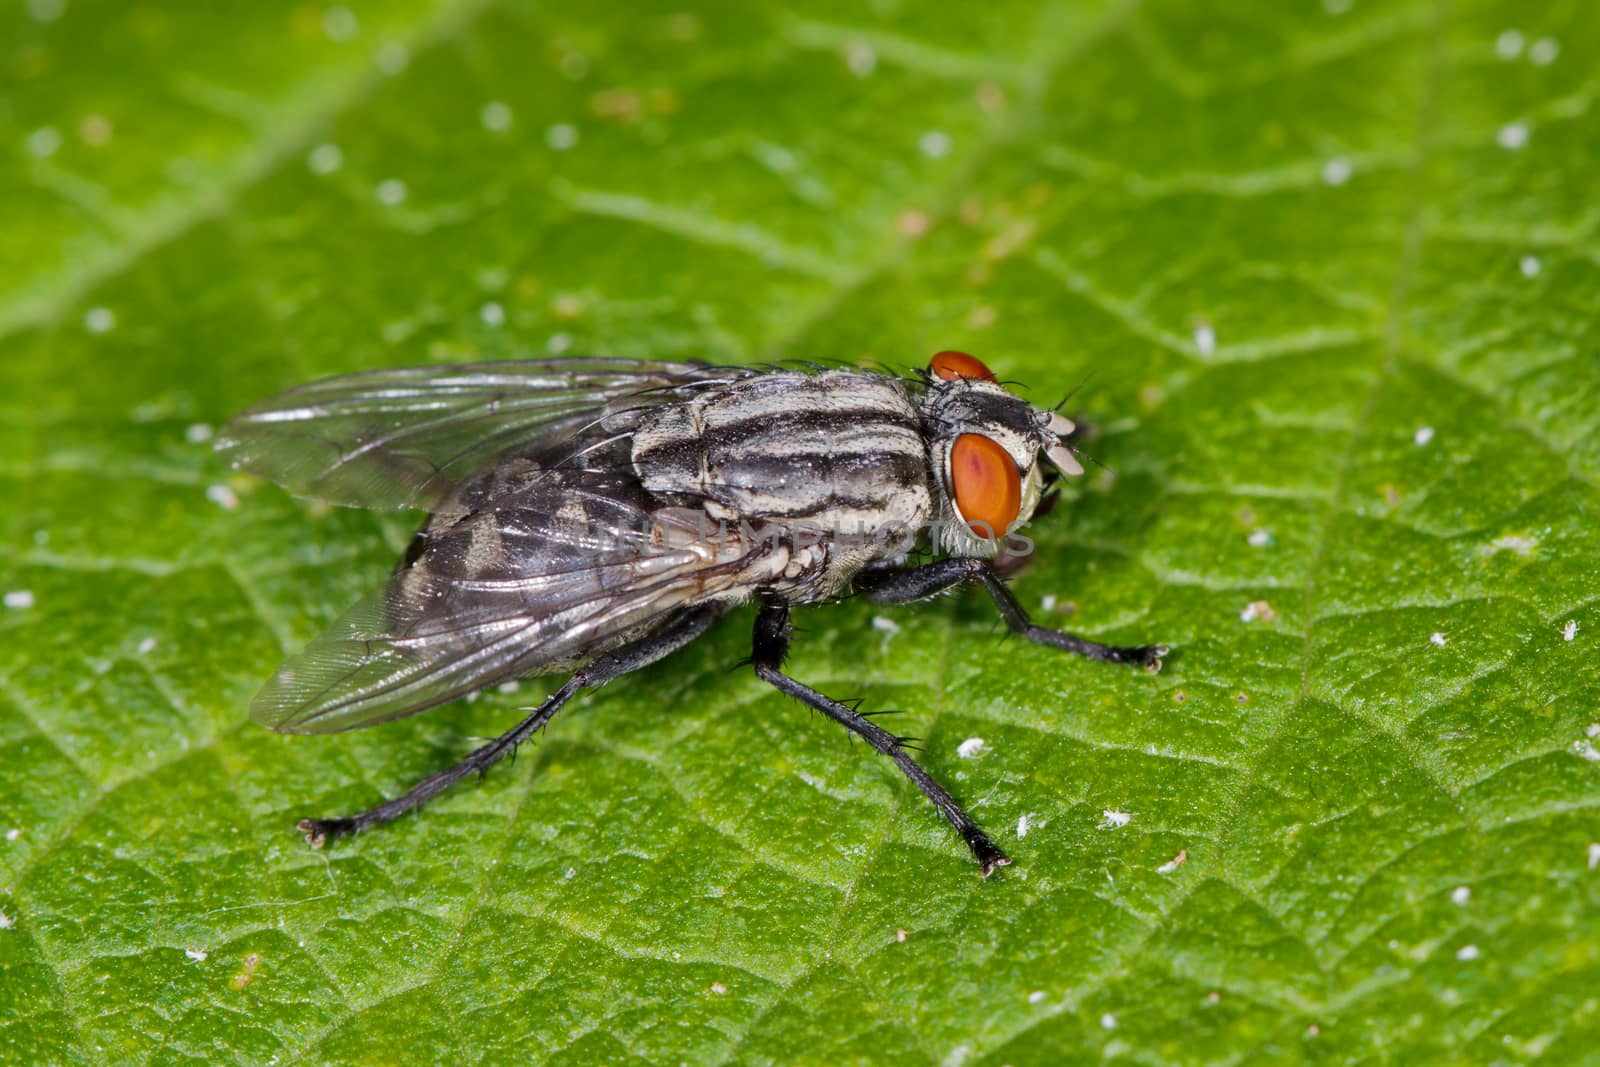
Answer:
[
  {"xmin": 749, "ymin": 595, "xmax": 1010, "ymax": 876},
  {"xmin": 854, "ymin": 557, "xmax": 1167, "ymax": 672}
]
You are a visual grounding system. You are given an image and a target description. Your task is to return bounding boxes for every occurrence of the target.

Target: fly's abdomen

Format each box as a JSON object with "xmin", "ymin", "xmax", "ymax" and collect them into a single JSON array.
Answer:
[{"xmin": 631, "ymin": 370, "xmax": 934, "ymax": 534}]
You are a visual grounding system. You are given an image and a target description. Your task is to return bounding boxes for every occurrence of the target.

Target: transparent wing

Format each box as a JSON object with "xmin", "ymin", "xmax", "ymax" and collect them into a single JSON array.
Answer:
[
  {"xmin": 215, "ymin": 359, "xmax": 745, "ymax": 510},
  {"xmin": 251, "ymin": 492, "xmax": 781, "ymax": 734}
]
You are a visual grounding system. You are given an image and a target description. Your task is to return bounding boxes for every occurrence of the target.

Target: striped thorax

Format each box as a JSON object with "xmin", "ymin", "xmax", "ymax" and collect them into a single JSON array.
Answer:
[{"xmin": 628, "ymin": 354, "xmax": 1084, "ymax": 598}]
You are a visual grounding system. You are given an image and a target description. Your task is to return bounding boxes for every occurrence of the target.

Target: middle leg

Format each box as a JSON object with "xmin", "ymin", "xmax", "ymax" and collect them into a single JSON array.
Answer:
[{"xmin": 748, "ymin": 595, "xmax": 1009, "ymax": 876}]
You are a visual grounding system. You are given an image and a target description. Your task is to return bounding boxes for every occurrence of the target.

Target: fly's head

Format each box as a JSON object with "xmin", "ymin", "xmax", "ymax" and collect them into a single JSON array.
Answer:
[{"xmin": 917, "ymin": 350, "xmax": 1085, "ymax": 557}]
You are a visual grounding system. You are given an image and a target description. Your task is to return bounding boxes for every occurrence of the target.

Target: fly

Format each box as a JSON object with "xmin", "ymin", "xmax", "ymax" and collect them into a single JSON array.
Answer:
[{"xmin": 217, "ymin": 351, "xmax": 1167, "ymax": 876}]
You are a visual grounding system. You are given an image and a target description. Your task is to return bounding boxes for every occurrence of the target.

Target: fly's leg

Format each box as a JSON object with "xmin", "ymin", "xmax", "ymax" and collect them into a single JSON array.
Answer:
[
  {"xmin": 749, "ymin": 596, "xmax": 1010, "ymax": 876},
  {"xmin": 299, "ymin": 606, "xmax": 722, "ymax": 847},
  {"xmin": 298, "ymin": 682, "xmax": 575, "ymax": 847},
  {"xmin": 855, "ymin": 558, "xmax": 1167, "ymax": 672}
]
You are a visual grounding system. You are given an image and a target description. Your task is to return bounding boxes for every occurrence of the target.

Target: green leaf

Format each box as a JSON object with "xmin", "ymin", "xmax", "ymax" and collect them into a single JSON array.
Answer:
[{"xmin": 3, "ymin": 0, "xmax": 1598, "ymax": 1063}]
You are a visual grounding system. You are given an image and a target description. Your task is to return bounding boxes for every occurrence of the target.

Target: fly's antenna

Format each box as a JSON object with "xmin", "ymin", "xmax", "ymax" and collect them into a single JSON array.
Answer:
[{"xmin": 1053, "ymin": 370, "xmax": 1095, "ymax": 413}]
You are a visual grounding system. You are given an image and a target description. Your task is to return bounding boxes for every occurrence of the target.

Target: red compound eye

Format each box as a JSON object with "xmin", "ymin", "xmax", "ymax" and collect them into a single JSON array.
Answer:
[
  {"xmin": 950, "ymin": 434, "xmax": 1021, "ymax": 539},
  {"xmin": 929, "ymin": 350, "xmax": 997, "ymax": 383}
]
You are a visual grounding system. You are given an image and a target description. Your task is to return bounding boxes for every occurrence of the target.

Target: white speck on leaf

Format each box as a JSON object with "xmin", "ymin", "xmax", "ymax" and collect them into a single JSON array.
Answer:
[
  {"xmin": 1248, "ymin": 529, "xmax": 1274, "ymax": 547},
  {"xmin": 307, "ymin": 143, "xmax": 342, "ymax": 175},
  {"xmin": 843, "ymin": 40, "xmax": 876, "ymax": 76},
  {"xmin": 0, "ymin": 912, "xmax": 12, "ymax": 930},
  {"xmin": 1529, "ymin": 37, "xmax": 1559, "ymax": 65},
  {"xmin": 710, "ymin": 982, "xmax": 727, "ymax": 995},
  {"xmin": 1157, "ymin": 849, "xmax": 1188, "ymax": 874},
  {"xmin": 956, "ymin": 737, "xmax": 986, "ymax": 759},
  {"xmin": 186, "ymin": 948, "xmax": 208, "ymax": 962},
  {"xmin": 4, "ymin": 590, "xmax": 36, "ymax": 610},
  {"xmin": 871, "ymin": 616, "xmax": 900, "ymax": 634},
  {"xmin": 206, "ymin": 484, "xmax": 239, "ymax": 510},
  {"xmin": 322, "ymin": 6, "xmax": 358, "ymax": 41},
  {"xmin": 376, "ymin": 179, "xmax": 407, "ymax": 205},
  {"xmin": 919, "ymin": 130, "xmax": 951, "ymax": 159},
  {"xmin": 795, "ymin": 770, "xmax": 828, "ymax": 793},
  {"xmin": 1028, "ymin": 990, "xmax": 1046, "ymax": 1004},
  {"xmin": 895, "ymin": 928, "xmax": 908, "ymax": 942},
  {"xmin": 547, "ymin": 332, "xmax": 573, "ymax": 354},
  {"xmin": 1101, "ymin": 1013, "xmax": 1117, "ymax": 1030},
  {"xmin": 1495, "ymin": 29, "xmax": 1525, "ymax": 59},
  {"xmin": 1430, "ymin": 632, "xmax": 1448, "ymax": 647},
  {"xmin": 1585, "ymin": 723, "xmax": 1599, "ymax": 738},
  {"xmin": 1572, "ymin": 740, "xmax": 1600, "ymax": 762},
  {"xmin": 941, "ymin": 1044, "xmax": 971, "ymax": 1067},
  {"xmin": 26, "ymin": 127, "xmax": 62, "ymax": 158},
  {"xmin": 1241, "ymin": 600, "xmax": 1276, "ymax": 623},
  {"xmin": 1457, "ymin": 944, "xmax": 1480, "ymax": 961},
  {"xmin": 480, "ymin": 301, "xmax": 505, "ymax": 327},
  {"xmin": 1194, "ymin": 321, "xmax": 1216, "ymax": 356},
  {"xmin": 185, "ymin": 423, "xmax": 213, "ymax": 444},
  {"xmin": 1588, "ymin": 843, "xmax": 1600, "ymax": 871},
  {"xmin": 79, "ymin": 114, "xmax": 113, "ymax": 146},
  {"xmin": 1321, "ymin": 157, "xmax": 1352, "ymax": 185},
  {"xmin": 498, "ymin": 680, "xmax": 521, "ymax": 694},
  {"xmin": 1100, "ymin": 809, "xmax": 1132, "ymax": 830},
  {"xmin": 375, "ymin": 41, "xmax": 409, "ymax": 75},
  {"xmin": 1040, "ymin": 594, "xmax": 1058, "ymax": 612},
  {"xmin": 1564, "ymin": 621, "xmax": 1579, "ymax": 641},
  {"xmin": 480, "ymin": 101, "xmax": 513, "ymax": 132},
  {"xmin": 137, "ymin": 636, "xmax": 157, "ymax": 655},
  {"xmin": 1452, "ymin": 886, "xmax": 1470, "ymax": 906},
  {"xmin": 1520, "ymin": 255, "xmax": 1541, "ymax": 278},
  {"xmin": 559, "ymin": 51, "xmax": 589, "ymax": 80},
  {"xmin": 1486, "ymin": 534, "xmax": 1538, "ymax": 557},
  {"xmin": 1414, "ymin": 426, "xmax": 1434, "ymax": 446},
  {"xmin": 756, "ymin": 143, "xmax": 797, "ymax": 172},
  {"xmin": 85, "ymin": 307, "xmax": 116, "ymax": 334},
  {"xmin": 564, "ymin": 867, "xmax": 576, "ymax": 880},
  {"xmin": 27, "ymin": 0, "xmax": 66, "ymax": 23},
  {"xmin": 1496, "ymin": 123, "xmax": 1529, "ymax": 150}
]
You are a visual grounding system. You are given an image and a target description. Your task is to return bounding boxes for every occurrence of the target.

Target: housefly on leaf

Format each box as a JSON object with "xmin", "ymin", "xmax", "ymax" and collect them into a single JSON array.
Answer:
[{"xmin": 217, "ymin": 352, "xmax": 1166, "ymax": 876}]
